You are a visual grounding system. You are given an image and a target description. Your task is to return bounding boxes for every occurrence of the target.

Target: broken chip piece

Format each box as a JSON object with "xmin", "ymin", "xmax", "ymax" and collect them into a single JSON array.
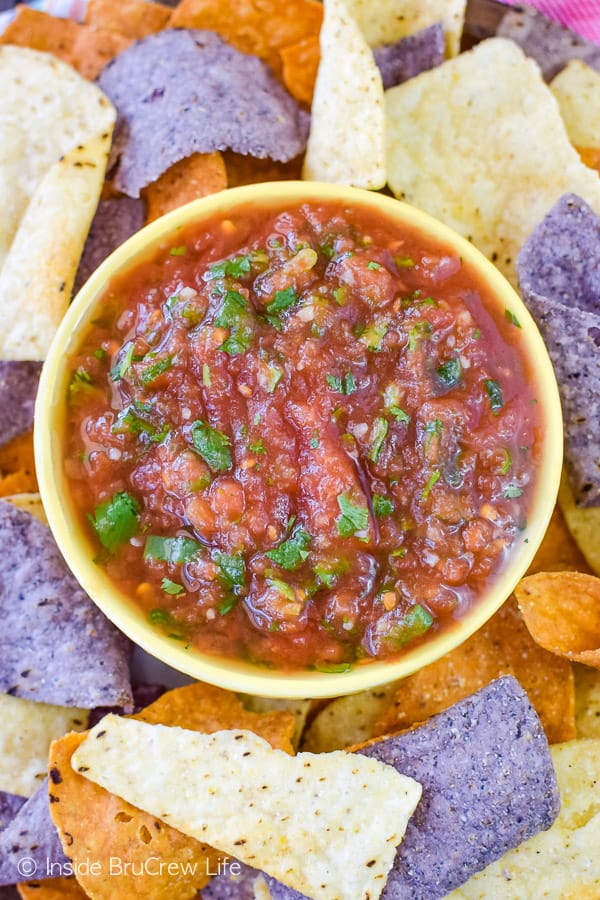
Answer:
[
  {"xmin": 517, "ymin": 193, "xmax": 600, "ymax": 507},
  {"xmin": 0, "ymin": 500, "xmax": 132, "ymax": 708},
  {"xmin": 550, "ymin": 60, "xmax": 600, "ymax": 151},
  {"xmin": 84, "ymin": 0, "xmax": 171, "ymax": 40},
  {"xmin": 99, "ymin": 29, "xmax": 309, "ymax": 198},
  {"xmin": 0, "ymin": 793, "xmax": 25, "ymax": 833},
  {"xmin": 343, "ymin": 0, "xmax": 466, "ymax": 56},
  {"xmin": 142, "ymin": 152, "xmax": 227, "ymax": 223},
  {"xmin": 0, "ymin": 780, "xmax": 67, "ymax": 887},
  {"xmin": 73, "ymin": 196, "xmax": 145, "ymax": 295},
  {"xmin": 71, "ymin": 720, "xmax": 421, "ymax": 900},
  {"xmin": 373, "ymin": 22, "xmax": 445, "ymax": 89},
  {"xmin": 0, "ymin": 364, "xmax": 42, "ymax": 451}
]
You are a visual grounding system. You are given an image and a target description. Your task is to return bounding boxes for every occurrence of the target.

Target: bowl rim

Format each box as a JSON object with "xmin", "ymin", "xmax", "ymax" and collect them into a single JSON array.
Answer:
[{"xmin": 34, "ymin": 181, "xmax": 563, "ymax": 699}]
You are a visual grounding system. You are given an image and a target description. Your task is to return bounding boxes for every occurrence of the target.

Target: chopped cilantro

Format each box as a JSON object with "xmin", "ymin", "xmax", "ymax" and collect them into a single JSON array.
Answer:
[
  {"xmin": 220, "ymin": 328, "xmax": 252, "ymax": 356},
  {"xmin": 249, "ymin": 439, "xmax": 266, "ymax": 455},
  {"xmin": 484, "ymin": 378, "xmax": 504, "ymax": 411},
  {"xmin": 395, "ymin": 256, "xmax": 415, "ymax": 268},
  {"xmin": 498, "ymin": 448, "xmax": 512, "ymax": 475},
  {"xmin": 408, "ymin": 320, "xmax": 433, "ymax": 351},
  {"xmin": 266, "ymin": 576, "xmax": 296, "ymax": 601},
  {"xmin": 149, "ymin": 608, "xmax": 173, "ymax": 625},
  {"xmin": 421, "ymin": 470, "xmax": 440, "ymax": 499},
  {"xmin": 209, "ymin": 254, "xmax": 252, "ymax": 279},
  {"xmin": 267, "ymin": 286, "xmax": 298, "ymax": 315},
  {"xmin": 314, "ymin": 567, "xmax": 336, "ymax": 588},
  {"xmin": 213, "ymin": 550, "xmax": 245, "ymax": 591},
  {"xmin": 161, "ymin": 578, "xmax": 185, "ymax": 596},
  {"xmin": 390, "ymin": 406, "xmax": 410, "ymax": 425},
  {"xmin": 505, "ymin": 309, "xmax": 522, "ymax": 328},
  {"xmin": 385, "ymin": 604, "xmax": 433, "ymax": 648},
  {"xmin": 266, "ymin": 365, "xmax": 283, "ymax": 393},
  {"xmin": 266, "ymin": 529, "xmax": 311, "ymax": 570},
  {"xmin": 473, "ymin": 328, "xmax": 482, "ymax": 339},
  {"xmin": 325, "ymin": 370, "xmax": 356, "ymax": 395},
  {"xmin": 144, "ymin": 535, "xmax": 202, "ymax": 564},
  {"xmin": 191, "ymin": 420, "xmax": 232, "ymax": 472},
  {"xmin": 88, "ymin": 491, "xmax": 140, "ymax": 554},
  {"xmin": 310, "ymin": 429, "xmax": 320, "ymax": 449},
  {"xmin": 69, "ymin": 368, "xmax": 93, "ymax": 396},
  {"xmin": 391, "ymin": 547, "xmax": 407, "ymax": 558},
  {"xmin": 504, "ymin": 484, "xmax": 523, "ymax": 499},
  {"xmin": 360, "ymin": 322, "xmax": 388, "ymax": 351},
  {"xmin": 170, "ymin": 246, "xmax": 186, "ymax": 256},
  {"xmin": 373, "ymin": 494, "xmax": 394, "ymax": 518},
  {"xmin": 337, "ymin": 494, "xmax": 369, "ymax": 538},
  {"xmin": 140, "ymin": 355, "xmax": 173, "ymax": 386},
  {"xmin": 436, "ymin": 357, "xmax": 462, "ymax": 388},
  {"xmin": 202, "ymin": 363, "xmax": 211, "ymax": 387},
  {"xmin": 424, "ymin": 418, "xmax": 443, "ymax": 449},
  {"xmin": 367, "ymin": 260, "xmax": 382, "ymax": 270},
  {"xmin": 93, "ymin": 348, "xmax": 106, "ymax": 360},
  {"xmin": 369, "ymin": 417, "xmax": 388, "ymax": 463},
  {"xmin": 333, "ymin": 286, "xmax": 348, "ymax": 305},
  {"xmin": 217, "ymin": 596, "xmax": 238, "ymax": 616},
  {"xmin": 215, "ymin": 290, "xmax": 247, "ymax": 328},
  {"xmin": 111, "ymin": 406, "xmax": 155, "ymax": 438},
  {"xmin": 110, "ymin": 343, "xmax": 135, "ymax": 382}
]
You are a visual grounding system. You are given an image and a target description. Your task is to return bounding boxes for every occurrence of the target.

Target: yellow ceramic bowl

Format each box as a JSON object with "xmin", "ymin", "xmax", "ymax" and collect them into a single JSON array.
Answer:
[{"xmin": 35, "ymin": 182, "xmax": 563, "ymax": 699}]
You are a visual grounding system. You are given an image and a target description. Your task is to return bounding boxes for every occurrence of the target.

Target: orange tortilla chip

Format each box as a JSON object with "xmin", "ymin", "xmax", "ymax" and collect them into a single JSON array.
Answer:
[
  {"xmin": 142, "ymin": 153, "xmax": 227, "ymax": 223},
  {"xmin": 0, "ymin": 431, "xmax": 37, "ymax": 497},
  {"xmin": 280, "ymin": 36, "xmax": 320, "ymax": 105},
  {"xmin": 18, "ymin": 877, "xmax": 87, "ymax": 899},
  {"xmin": 49, "ymin": 683, "xmax": 295, "ymax": 899},
  {"xmin": 84, "ymin": 0, "xmax": 171, "ymax": 40},
  {"xmin": 0, "ymin": 7, "xmax": 130, "ymax": 81},
  {"xmin": 169, "ymin": 0, "xmax": 323, "ymax": 74},
  {"xmin": 515, "ymin": 571, "xmax": 600, "ymax": 669},
  {"xmin": 376, "ymin": 597, "xmax": 575, "ymax": 744},
  {"xmin": 527, "ymin": 505, "xmax": 592, "ymax": 575},
  {"xmin": 224, "ymin": 151, "xmax": 303, "ymax": 187},
  {"xmin": 577, "ymin": 146, "xmax": 600, "ymax": 174}
]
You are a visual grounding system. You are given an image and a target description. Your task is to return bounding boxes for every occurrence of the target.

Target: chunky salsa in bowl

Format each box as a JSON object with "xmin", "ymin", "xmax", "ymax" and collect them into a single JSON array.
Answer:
[{"xmin": 35, "ymin": 183, "xmax": 562, "ymax": 697}]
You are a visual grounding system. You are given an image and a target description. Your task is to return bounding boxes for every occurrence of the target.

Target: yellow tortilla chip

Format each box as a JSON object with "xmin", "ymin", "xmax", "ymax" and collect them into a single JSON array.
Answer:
[
  {"xmin": 49, "ymin": 682, "xmax": 295, "ymax": 900},
  {"xmin": 0, "ymin": 7, "xmax": 130, "ymax": 80},
  {"xmin": 18, "ymin": 878, "xmax": 87, "ymax": 899},
  {"xmin": 551, "ymin": 60, "xmax": 600, "ymax": 149},
  {"xmin": 527, "ymin": 504, "xmax": 592, "ymax": 575},
  {"xmin": 280, "ymin": 36, "xmax": 320, "ymax": 105},
  {"xmin": 302, "ymin": 682, "xmax": 399, "ymax": 752},
  {"xmin": 575, "ymin": 664, "xmax": 600, "ymax": 739},
  {"xmin": 376, "ymin": 598, "xmax": 575, "ymax": 744},
  {"xmin": 72, "ymin": 717, "xmax": 422, "ymax": 900},
  {"xmin": 3, "ymin": 492, "xmax": 47, "ymax": 524},
  {"xmin": 344, "ymin": 0, "xmax": 466, "ymax": 55},
  {"xmin": 448, "ymin": 740, "xmax": 600, "ymax": 898},
  {"xmin": 142, "ymin": 153, "xmax": 227, "ymax": 223},
  {"xmin": 385, "ymin": 38, "xmax": 600, "ymax": 285},
  {"xmin": 84, "ymin": 0, "xmax": 171, "ymax": 40},
  {"xmin": 515, "ymin": 572, "xmax": 600, "ymax": 669},
  {"xmin": 0, "ymin": 693, "xmax": 87, "ymax": 798},
  {"xmin": 303, "ymin": 0, "xmax": 385, "ymax": 189},
  {"xmin": 0, "ymin": 47, "xmax": 115, "ymax": 360},
  {"xmin": 224, "ymin": 152, "xmax": 303, "ymax": 187},
  {"xmin": 559, "ymin": 470, "xmax": 600, "ymax": 575},
  {"xmin": 240, "ymin": 696, "xmax": 311, "ymax": 749},
  {"xmin": 577, "ymin": 145, "xmax": 600, "ymax": 174}
]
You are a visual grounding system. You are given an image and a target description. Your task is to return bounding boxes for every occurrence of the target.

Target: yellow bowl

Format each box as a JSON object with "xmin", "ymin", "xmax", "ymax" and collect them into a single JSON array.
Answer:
[{"xmin": 34, "ymin": 181, "xmax": 563, "ymax": 699}]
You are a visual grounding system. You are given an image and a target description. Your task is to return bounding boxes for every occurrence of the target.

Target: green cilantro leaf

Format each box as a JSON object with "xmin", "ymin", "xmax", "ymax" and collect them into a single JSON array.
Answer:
[
  {"xmin": 144, "ymin": 535, "xmax": 202, "ymax": 564},
  {"xmin": 436, "ymin": 357, "xmax": 462, "ymax": 388},
  {"xmin": 110, "ymin": 343, "xmax": 135, "ymax": 382},
  {"xmin": 266, "ymin": 529, "xmax": 311, "ymax": 570},
  {"xmin": 504, "ymin": 484, "xmax": 523, "ymax": 499},
  {"xmin": 484, "ymin": 378, "xmax": 504, "ymax": 411},
  {"xmin": 191, "ymin": 420, "xmax": 232, "ymax": 472},
  {"xmin": 337, "ymin": 494, "xmax": 369, "ymax": 538},
  {"xmin": 140, "ymin": 355, "xmax": 173, "ymax": 386},
  {"xmin": 505, "ymin": 309, "xmax": 522, "ymax": 328},
  {"xmin": 210, "ymin": 255, "xmax": 252, "ymax": 279},
  {"xmin": 88, "ymin": 491, "xmax": 140, "ymax": 554},
  {"xmin": 213, "ymin": 550, "xmax": 245, "ymax": 591},
  {"xmin": 390, "ymin": 406, "xmax": 410, "ymax": 425},
  {"xmin": 161, "ymin": 578, "xmax": 185, "ymax": 596},
  {"xmin": 421, "ymin": 470, "xmax": 440, "ymax": 499},
  {"xmin": 369, "ymin": 417, "xmax": 388, "ymax": 463},
  {"xmin": 267, "ymin": 286, "xmax": 298, "ymax": 315},
  {"xmin": 385, "ymin": 604, "xmax": 433, "ymax": 648},
  {"xmin": 373, "ymin": 494, "xmax": 394, "ymax": 518},
  {"xmin": 214, "ymin": 290, "xmax": 248, "ymax": 328}
]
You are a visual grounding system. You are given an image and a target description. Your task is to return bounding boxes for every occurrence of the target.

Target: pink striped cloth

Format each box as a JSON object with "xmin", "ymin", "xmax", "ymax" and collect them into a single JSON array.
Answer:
[{"xmin": 501, "ymin": 0, "xmax": 600, "ymax": 44}]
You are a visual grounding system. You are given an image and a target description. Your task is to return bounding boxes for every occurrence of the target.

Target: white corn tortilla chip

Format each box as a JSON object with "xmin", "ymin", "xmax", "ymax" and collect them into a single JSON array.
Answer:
[
  {"xmin": 0, "ymin": 693, "xmax": 88, "ymax": 798},
  {"xmin": 303, "ymin": 0, "xmax": 386, "ymax": 189},
  {"xmin": 559, "ymin": 470, "xmax": 600, "ymax": 575},
  {"xmin": 575, "ymin": 664, "xmax": 600, "ymax": 739},
  {"xmin": 73, "ymin": 717, "xmax": 421, "ymax": 900},
  {"xmin": 551, "ymin": 60, "xmax": 600, "ymax": 149},
  {"xmin": 0, "ymin": 46, "xmax": 115, "ymax": 360},
  {"xmin": 344, "ymin": 0, "xmax": 466, "ymax": 55},
  {"xmin": 302, "ymin": 682, "xmax": 399, "ymax": 752},
  {"xmin": 3, "ymin": 493, "xmax": 46, "ymax": 524},
  {"xmin": 447, "ymin": 739, "xmax": 600, "ymax": 898},
  {"xmin": 240, "ymin": 696, "xmax": 311, "ymax": 749},
  {"xmin": 385, "ymin": 38, "xmax": 600, "ymax": 285}
]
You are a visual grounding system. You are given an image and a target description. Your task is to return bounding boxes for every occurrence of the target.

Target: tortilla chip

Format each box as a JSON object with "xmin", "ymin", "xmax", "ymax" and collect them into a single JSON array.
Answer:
[
  {"xmin": 515, "ymin": 571, "xmax": 600, "ymax": 669},
  {"xmin": 376, "ymin": 598, "xmax": 575, "ymax": 744},
  {"xmin": 0, "ymin": 781, "xmax": 67, "ymax": 887},
  {"xmin": 551, "ymin": 61, "xmax": 600, "ymax": 149},
  {"xmin": 85, "ymin": 0, "xmax": 171, "ymax": 40},
  {"xmin": 202, "ymin": 863, "xmax": 263, "ymax": 900},
  {"xmin": 270, "ymin": 678, "xmax": 560, "ymax": 900},
  {"xmin": 497, "ymin": 3, "xmax": 600, "ymax": 81},
  {"xmin": 0, "ymin": 366, "xmax": 42, "ymax": 451},
  {"xmin": 574, "ymin": 664, "xmax": 600, "ymax": 739},
  {"xmin": 99, "ymin": 29, "xmax": 308, "ymax": 198},
  {"xmin": 385, "ymin": 38, "xmax": 600, "ymax": 285},
  {"xmin": 373, "ymin": 23, "xmax": 445, "ymax": 90},
  {"xmin": 0, "ymin": 7, "xmax": 130, "ymax": 81},
  {"xmin": 0, "ymin": 500, "xmax": 132, "ymax": 709},
  {"xmin": 301, "ymin": 681, "xmax": 399, "ymax": 752},
  {"xmin": 72, "ymin": 718, "xmax": 421, "ymax": 900},
  {"xmin": 578, "ymin": 146, "xmax": 600, "ymax": 174},
  {"xmin": 527, "ymin": 504, "xmax": 592, "ymax": 575},
  {"xmin": 280, "ymin": 37, "xmax": 320, "ymax": 106},
  {"xmin": 0, "ymin": 694, "xmax": 87, "ymax": 798},
  {"xmin": 18, "ymin": 879, "xmax": 87, "ymax": 899},
  {"xmin": 559, "ymin": 471, "xmax": 600, "ymax": 575},
  {"xmin": 0, "ymin": 433, "xmax": 38, "ymax": 497},
  {"xmin": 0, "ymin": 472, "xmax": 38, "ymax": 499},
  {"xmin": 239, "ymin": 696, "xmax": 311, "ymax": 749},
  {"xmin": 49, "ymin": 684, "xmax": 297, "ymax": 899},
  {"xmin": 302, "ymin": 0, "xmax": 385, "ymax": 189},
  {"xmin": 0, "ymin": 793, "xmax": 26, "ymax": 833},
  {"xmin": 168, "ymin": 0, "xmax": 323, "ymax": 74},
  {"xmin": 344, "ymin": 0, "xmax": 466, "ymax": 55},
  {"xmin": 447, "ymin": 739, "xmax": 600, "ymax": 898},
  {"xmin": 224, "ymin": 152, "xmax": 303, "ymax": 187},
  {"xmin": 142, "ymin": 152, "xmax": 227, "ymax": 223},
  {"xmin": 73, "ymin": 196, "xmax": 145, "ymax": 294}
]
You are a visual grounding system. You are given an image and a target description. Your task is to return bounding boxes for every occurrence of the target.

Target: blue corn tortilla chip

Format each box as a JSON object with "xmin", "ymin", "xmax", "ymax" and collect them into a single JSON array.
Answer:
[
  {"xmin": 0, "ymin": 362, "xmax": 42, "ymax": 450},
  {"xmin": 0, "ymin": 500, "xmax": 132, "ymax": 708},
  {"xmin": 517, "ymin": 193, "xmax": 600, "ymax": 507},
  {"xmin": 98, "ymin": 29, "xmax": 309, "ymax": 198},
  {"xmin": 373, "ymin": 23, "xmax": 445, "ymax": 90},
  {"xmin": 0, "ymin": 780, "xmax": 67, "ymax": 886},
  {"xmin": 73, "ymin": 197, "xmax": 144, "ymax": 295},
  {"xmin": 0, "ymin": 889, "xmax": 19, "ymax": 900},
  {"xmin": 0, "ymin": 793, "xmax": 25, "ymax": 832},
  {"xmin": 267, "ymin": 676, "xmax": 559, "ymax": 900},
  {"xmin": 498, "ymin": 4, "xmax": 600, "ymax": 81},
  {"xmin": 201, "ymin": 862, "xmax": 262, "ymax": 899},
  {"xmin": 88, "ymin": 681, "xmax": 166, "ymax": 728}
]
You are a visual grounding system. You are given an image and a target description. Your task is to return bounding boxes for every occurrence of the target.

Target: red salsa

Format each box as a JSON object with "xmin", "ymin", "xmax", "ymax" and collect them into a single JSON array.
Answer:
[{"xmin": 65, "ymin": 200, "xmax": 541, "ymax": 671}]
